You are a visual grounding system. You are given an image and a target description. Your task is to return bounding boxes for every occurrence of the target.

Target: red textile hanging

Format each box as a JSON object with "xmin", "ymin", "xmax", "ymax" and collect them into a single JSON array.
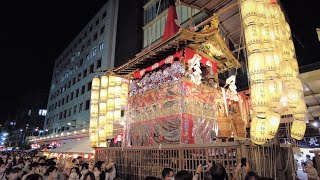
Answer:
[{"xmin": 162, "ymin": 0, "xmax": 180, "ymax": 42}]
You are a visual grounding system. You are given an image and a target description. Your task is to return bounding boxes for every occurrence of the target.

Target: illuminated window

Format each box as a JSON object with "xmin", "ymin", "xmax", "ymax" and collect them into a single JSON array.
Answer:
[
  {"xmin": 39, "ymin": 109, "xmax": 47, "ymax": 116},
  {"xmin": 99, "ymin": 42, "xmax": 104, "ymax": 51},
  {"xmin": 92, "ymin": 48, "xmax": 97, "ymax": 56}
]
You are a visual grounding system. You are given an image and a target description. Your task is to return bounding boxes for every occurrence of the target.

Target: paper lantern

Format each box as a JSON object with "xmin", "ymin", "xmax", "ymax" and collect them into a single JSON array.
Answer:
[
  {"xmin": 291, "ymin": 119, "xmax": 306, "ymax": 140},
  {"xmin": 115, "ymin": 77, "xmax": 122, "ymax": 86},
  {"xmin": 114, "ymin": 98, "xmax": 121, "ymax": 110},
  {"xmin": 265, "ymin": 78, "xmax": 282, "ymax": 110},
  {"xmin": 245, "ymin": 24, "xmax": 263, "ymax": 53},
  {"xmin": 121, "ymin": 95, "xmax": 128, "ymax": 108},
  {"xmin": 106, "ymin": 111, "xmax": 113, "ymax": 121},
  {"xmin": 287, "ymin": 86, "xmax": 300, "ymax": 110},
  {"xmin": 100, "ymin": 75, "xmax": 108, "ymax": 87},
  {"xmin": 90, "ymin": 133, "xmax": 98, "ymax": 147},
  {"xmin": 241, "ymin": 0, "xmax": 258, "ymax": 26},
  {"xmin": 293, "ymin": 98, "xmax": 307, "ymax": 119},
  {"xmin": 91, "ymin": 91, "xmax": 99, "ymax": 102},
  {"xmin": 281, "ymin": 42, "xmax": 292, "ymax": 61},
  {"xmin": 266, "ymin": 111, "xmax": 280, "ymax": 139},
  {"xmin": 107, "ymin": 99, "xmax": 115, "ymax": 111},
  {"xmin": 115, "ymin": 86, "xmax": 122, "ymax": 97},
  {"xmin": 92, "ymin": 76, "xmax": 100, "ymax": 90},
  {"xmin": 98, "ymin": 116, "xmax": 106, "ymax": 128},
  {"xmin": 108, "ymin": 76, "xmax": 116, "ymax": 86},
  {"xmin": 105, "ymin": 123, "xmax": 113, "ymax": 138},
  {"xmin": 108, "ymin": 87, "xmax": 115, "ymax": 99},
  {"xmin": 121, "ymin": 83, "xmax": 128, "ymax": 96},
  {"xmin": 90, "ymin": 104, "xmax": 99, "ymax": 116},
  {"xmin": 99, "ymin": 129, "xmax": 107, "ymax": 147},
  {"xmin": 264, "ymin": 51, "xmax": 279, "ymax": 78},
  {"xmin": 250, "ymin": 116, "xmax": 269, "ymax": 145},
  {"xmin": 279, "ymin": 61, "xmax": 295, "ymax": 81},
  {"xmin": 248, "ymin": 52, "xmax": 266, "ymax": 83},
  {"xmin": 251, "ymin": 82, "xmax": 269, "ymax": 117},
  {"xmin": 114, "ymin": 110, "xmax": 121, "ymax": 122}
]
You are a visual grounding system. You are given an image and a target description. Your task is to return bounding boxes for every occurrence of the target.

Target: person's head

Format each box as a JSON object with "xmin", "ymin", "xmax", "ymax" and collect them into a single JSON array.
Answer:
[
  {"xmin": 12, "ymin": 167, "xmax": 22, "ymax": 177},
  {"xmin": 25, "ymin": 174, "xmax": 42, "ymax": 180},
  {"xmin": 44, "ymin": 165, "xmax": 58, "ymax": 178},
  {"xmin": 93, "ymin": 166, "xmax": 101, "ymax": 179},
  {"xmin": 244, "ymin": 171, "xmax": 259, "ymax": 180},
  {"xmin": 162, "ymin": 168, "xmax": 174, "ymax": 180},
  {"xmin": 105, "ymin": 163, "xmax": 114, "ymax": 173},
  {"xmin": 39, "ymin": 158, "xmax": 46, "ymax": 164},
  {"xmin": 204, "ymin": 171, "xmax": 213, "ymax": 180},
  {"xmin": 84, "ymin": 171, "xmax": 95, "ymax": 180},
  {"xmin": 145, "ymin": 176, "xmax": 161, "ymax": 180},
  {"xmin": 210, "ymin": 163, "xmax": 226, "ymax": 180},
  {"xmin": 72, "ymin": 158, "xmax": 80, "ymax": 167},
  {"xmin": 174, "ymin": 170, "xmax": 192, "ymax": 180},
  {"xmin": 306, "ymin": 154, "xmax": 311, "ymax": 160},
  {"xmin": 5, "ymin": 168, "xmax": 20, "ymax": 180},
  {"xmin": 69, "ymin": 167, "xmax": 81, "ymax": 179}
]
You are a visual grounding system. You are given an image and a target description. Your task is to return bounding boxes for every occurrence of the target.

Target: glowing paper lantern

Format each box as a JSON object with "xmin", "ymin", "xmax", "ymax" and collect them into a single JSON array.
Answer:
[
  {"xmin": 107, "ymin": 99, "xmax": 115, "ymax": 111},
  {"xmin": 279, "ymin": 61, "xmax": 295, "ymax": 81},
  {"xmin": 114, "ymin": 110, "xmax": 121, "ymax": 122},
  {"xmin": 251, "ymin": 117, "xmax": 269, "ymax": 145},
  {"xmin": 264, "ymin": 51, "xmax": 279, "ymax": 78},
  {"xmin": 114, "ymin": 98, "xmax": 121, "ymax": 110},
  {"xmin": 241, "ymin": 0, "xmax": 258, "ymax": 26},
  {"xmin": 245, "ymin": 24, "xmax": 263, "ymax": 52},
  {"xmin": 99, "ymin": 129, "xmax": 107, "ymax": 147},
  {"xmin": 115, "ymin": 86, "xmax": 122, "ymax": 97},
  {"xmin": 251, "ymin": 83, "xmax": 269, "ymax": 117},
  {"xmin": 89, "ymin": 76, "xmax": 100, "ymax": 147},
  {"xmin": 109, "ymin": 76, "xmax": 116, "ymax": 86},
  {"xmin": 248, "ymin": 52, "xmax": 265, "ymax": 83},
  {"xmin": 108, "ymin": 86, "xmax": 115, "ymax": 99},
  {"xmin": 265, "ymin": 78, "xmax": 282, "ymax": 110},
  {"xmin": 291, "ymin": 119, "xmax": 306, "ymax": 140},
  {"xmin": 266, "ymin": 111, "xmax": 280, "ymax": 139}
]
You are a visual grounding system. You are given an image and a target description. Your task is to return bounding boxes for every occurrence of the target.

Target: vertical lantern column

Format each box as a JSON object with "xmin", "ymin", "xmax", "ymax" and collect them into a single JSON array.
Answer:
[
  {"xmin": 89, "ymin": 76, "xmax": 100, "ymax": 147},
  {"xmin": 98, "ymin": 76, "xmax": 108, "ymax": 147},
  {"xmin": 241, "ymin": 0, "xmax": 307, "ymax": 144}
]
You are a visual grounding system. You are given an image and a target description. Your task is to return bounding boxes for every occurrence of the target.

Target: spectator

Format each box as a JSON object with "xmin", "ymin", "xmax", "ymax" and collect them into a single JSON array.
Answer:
[
  {"xmin": 161, "ymin": 168, "xmax": 174, "ymax": 180},
  {"xmin": 244, "ymin": 171, "xmax": 259, "ymax": 180},
  {"xmin": 83, "ymin": 172, "xmax": 95, "ymax": 180},
  {"xmin": 302, "ymin": 160, "xmax": 320, "ymax": 180},
  {"xmin": 25, "ymin": 174, "xmax": 42, "ymax": 180},
  {"xmin": 5, "ymin": 168, "xmax": 20, "ymax": 180},
  {"xmin": 175, "ymin": 170, "xmax": 193, "ymax": 180},
  {"xmin": 21, "ymin": 163, "xmax": 38, "ymax": 180},
  {"xmin": 210, "ymin": 163, "xmax": 226, "ymax": 180},
  {"xmin": 104, "ymin": 163, "xmax": 116, "ymax": 180},
  {"xmin": 69, "ymin": 167, "xmax": 81, "ymax": 180},
  {"xmin": 144, "ymin": 176, "xmax": 161, "ymax": 180},
  {"xmin": 44, "ymin": 166, "xmax": 58, "ymax": 180}
]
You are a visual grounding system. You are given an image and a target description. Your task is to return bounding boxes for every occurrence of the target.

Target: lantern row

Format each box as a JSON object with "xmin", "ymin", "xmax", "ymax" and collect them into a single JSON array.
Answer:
[
  {"xmin": 89, "ymin": 75, "xmax": 129, "ymax": 147},
  {"xmin": 241, "ymin": 0, "xmax": 307, "ymax": 145}
]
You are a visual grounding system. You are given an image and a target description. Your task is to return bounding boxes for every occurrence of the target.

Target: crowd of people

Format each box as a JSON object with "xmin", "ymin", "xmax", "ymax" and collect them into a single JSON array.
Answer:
[
  {"xmin": 0, "ymin": 152, "xmax": 116, "ymax": 180},
  {"xmin": 3, "ymin": 151, "xmax": 313, "ymax": 180},
  {"xmin": 145, "ymin": 162, "xmax": 274, "ymax": 180}
]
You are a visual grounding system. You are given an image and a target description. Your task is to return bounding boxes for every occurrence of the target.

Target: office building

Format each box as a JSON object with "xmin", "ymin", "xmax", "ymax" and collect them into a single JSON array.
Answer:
[{"xmin": 39, "ymin": 0, "xmax": 142, "ymax": 144}]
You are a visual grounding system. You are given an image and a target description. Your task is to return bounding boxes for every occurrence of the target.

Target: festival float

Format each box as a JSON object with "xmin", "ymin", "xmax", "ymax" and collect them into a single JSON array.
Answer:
[{"xmin": 89, "ymin": 0, "xmax": 307, "ymax": 179}]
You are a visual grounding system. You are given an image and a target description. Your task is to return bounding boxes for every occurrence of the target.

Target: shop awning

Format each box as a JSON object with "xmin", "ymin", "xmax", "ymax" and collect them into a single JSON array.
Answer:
[{"xmin": 48, "ymin": 138, "xmax": 93, "ymax": 154}]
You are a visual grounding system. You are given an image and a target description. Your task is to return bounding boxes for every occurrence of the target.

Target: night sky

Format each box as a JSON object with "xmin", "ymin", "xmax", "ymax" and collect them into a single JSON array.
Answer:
[{"xmin": 0, "ymin": 0, "xmax": 319, "ymax": 121}]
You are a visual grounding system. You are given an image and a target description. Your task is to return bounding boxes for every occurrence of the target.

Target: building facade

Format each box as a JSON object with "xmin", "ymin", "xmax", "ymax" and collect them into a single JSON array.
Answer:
[{"xmin": 41, "ymin": 0, "xmax": 142, "ymax": 143}]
